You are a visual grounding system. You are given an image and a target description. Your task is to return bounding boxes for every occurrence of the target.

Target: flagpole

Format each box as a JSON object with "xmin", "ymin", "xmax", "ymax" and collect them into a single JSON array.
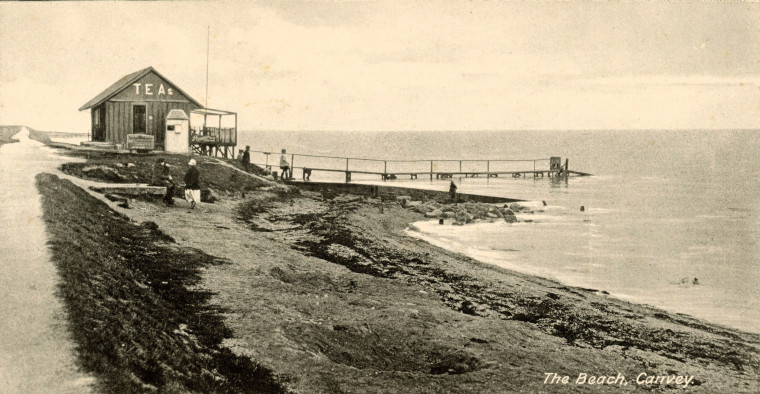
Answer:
[{"xmin": 205, "ymin": 25, "xmax": 210, "ymax": 109}]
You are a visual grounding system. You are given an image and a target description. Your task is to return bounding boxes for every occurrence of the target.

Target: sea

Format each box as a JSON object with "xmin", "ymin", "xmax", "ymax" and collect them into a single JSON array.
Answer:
[{"xmin": 238, "ymin": 129, "xmax": 760, "ymax": 334}]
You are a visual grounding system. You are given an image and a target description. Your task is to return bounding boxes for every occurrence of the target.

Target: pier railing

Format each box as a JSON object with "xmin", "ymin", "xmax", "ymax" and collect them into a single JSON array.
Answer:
[
  {"xmin": 190, "ymin": 126, "xmax": 237, "ymax": 158},
  {"xmin": 248, "ymin": 150, "xmax": 586, "ymax": 182},
  {"xmin": 189, "ymin": 108, "xmax": 238, "ymax": 159},
  {"xmin": 190, "ymin": 126, "xmax": 236, "ymax": 145}
]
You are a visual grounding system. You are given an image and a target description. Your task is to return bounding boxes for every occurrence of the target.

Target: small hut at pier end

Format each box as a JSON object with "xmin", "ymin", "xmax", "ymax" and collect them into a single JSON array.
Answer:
[{"xmin": 79, "ymin": 66, "xmax": 237, "ymax": 157}]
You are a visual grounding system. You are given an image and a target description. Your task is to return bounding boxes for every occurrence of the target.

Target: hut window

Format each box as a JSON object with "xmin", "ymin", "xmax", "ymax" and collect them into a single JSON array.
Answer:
[{"xmin": 94, "ymin": 108, "xmax": 99, "ymax": 125}]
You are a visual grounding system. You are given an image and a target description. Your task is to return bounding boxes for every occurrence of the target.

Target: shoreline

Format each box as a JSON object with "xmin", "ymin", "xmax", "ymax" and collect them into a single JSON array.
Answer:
[
  {"xmin": 32, "ymin": 147, "xmax": 760, "ymax": 392},
  {"xmin": 404, "ymin": 220, "xmax": 760, "ymax": 335}
]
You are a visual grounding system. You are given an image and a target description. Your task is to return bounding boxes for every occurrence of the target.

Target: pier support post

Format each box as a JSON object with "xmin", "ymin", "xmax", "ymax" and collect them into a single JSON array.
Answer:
[{"xmin": 430, "ymin": 161, "xmax": 433, "ymax": 181}]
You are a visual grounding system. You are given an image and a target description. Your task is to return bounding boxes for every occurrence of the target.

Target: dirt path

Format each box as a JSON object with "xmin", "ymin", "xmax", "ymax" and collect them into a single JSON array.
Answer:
[{"xmin": 0, "ymin": 129, "xmax": 94, "ymax": 393}]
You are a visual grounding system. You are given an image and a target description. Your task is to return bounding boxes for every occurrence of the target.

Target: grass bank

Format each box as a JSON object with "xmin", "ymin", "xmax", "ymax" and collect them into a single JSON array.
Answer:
[
  {"xmin": 0, "ymin": 125, "xmax": 52, "ymax": 145},
  {"xmin": 59, "ymin": 150, "xmax": 270, "ymax": 193},
  {"xmin": 36, "ymin": 173, "xmax": 285, "ymax": 393},
  {"xmin": 0, "ymin": 125, "xmax": 21, "ymax": 145}
]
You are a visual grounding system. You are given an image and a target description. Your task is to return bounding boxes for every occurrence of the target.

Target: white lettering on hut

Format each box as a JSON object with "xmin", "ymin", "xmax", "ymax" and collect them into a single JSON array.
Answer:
[{"xmin": 131, "ymin": 83, "xmax": 174, "ymax": 96}]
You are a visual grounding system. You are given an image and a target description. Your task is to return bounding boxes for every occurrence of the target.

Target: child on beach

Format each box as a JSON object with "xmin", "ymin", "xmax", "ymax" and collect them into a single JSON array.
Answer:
[
  {"xmin": 184, "ymin": 159, "xmax": 201, "ymax": 209},
  {"xmin": 279, "ymin": 149, "xmax": 291, "ymax": 180}
]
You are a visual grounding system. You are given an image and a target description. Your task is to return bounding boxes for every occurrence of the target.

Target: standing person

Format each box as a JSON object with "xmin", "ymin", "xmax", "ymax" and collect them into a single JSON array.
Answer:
[
  {"xmin": 184, "ymin": 158, "xmax": 201, "ymax": 209},
  {"xmin": 449, "ymin": 180, "xmax": 458, "ymax": 201},
  {"xmin": 241, "ymin": 145, "xmax": 251, "ymax": 172},
  {"xmin": 279, "ymin": 149, "xmax": 291, "ymax": 180},
  {"xmin": 151, "ymin": 158, "xmax": 175, "ymax": 206}
]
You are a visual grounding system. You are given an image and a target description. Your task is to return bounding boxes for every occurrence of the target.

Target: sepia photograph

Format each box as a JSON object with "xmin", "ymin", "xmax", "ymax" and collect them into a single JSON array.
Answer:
[{"xmin": 1, "ymin": 1, "xmax": 758, "ymax": 393}]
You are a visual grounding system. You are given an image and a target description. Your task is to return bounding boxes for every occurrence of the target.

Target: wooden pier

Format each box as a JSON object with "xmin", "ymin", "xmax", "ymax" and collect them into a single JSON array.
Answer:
[{"xmin": 250, "ymin": 151, "xmax": 591, "ymax": 183}]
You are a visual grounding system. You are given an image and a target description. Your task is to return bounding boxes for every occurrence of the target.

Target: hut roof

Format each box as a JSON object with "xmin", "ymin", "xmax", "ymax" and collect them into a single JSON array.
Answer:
[
  {"xmin": 79, "ymin": 66, "xmax": 203, "ymax": 111},
  {"xmin": 166, "ymin": 109, "xmax": 189, "ymax": 120}
]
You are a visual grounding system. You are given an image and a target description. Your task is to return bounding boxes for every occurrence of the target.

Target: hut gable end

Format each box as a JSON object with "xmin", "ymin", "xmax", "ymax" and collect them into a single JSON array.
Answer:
[
  {"xmin": 79, "ymin": 66, "xmax": 202, "ymax": 111},
  {"xmin": 111, "ymin": 72, "xmax": 195, "ymax": 104}
]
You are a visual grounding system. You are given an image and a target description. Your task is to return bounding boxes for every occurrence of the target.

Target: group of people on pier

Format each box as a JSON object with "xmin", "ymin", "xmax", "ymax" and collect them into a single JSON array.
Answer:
[{"xmin": 239, "ymin": 145, "xmax": 291, "ymax": 180}]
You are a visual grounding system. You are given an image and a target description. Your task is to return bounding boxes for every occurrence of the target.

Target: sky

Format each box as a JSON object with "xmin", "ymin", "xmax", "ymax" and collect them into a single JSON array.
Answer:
[{"xmin": 1, "ymin": 1, "xmax": 759, "ymax": 132}]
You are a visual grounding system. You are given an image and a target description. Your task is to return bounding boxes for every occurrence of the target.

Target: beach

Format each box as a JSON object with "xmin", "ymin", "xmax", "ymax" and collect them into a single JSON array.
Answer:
[{"xmin": 18, "ymin": 142, "xmax": 760, "ymax": 393}]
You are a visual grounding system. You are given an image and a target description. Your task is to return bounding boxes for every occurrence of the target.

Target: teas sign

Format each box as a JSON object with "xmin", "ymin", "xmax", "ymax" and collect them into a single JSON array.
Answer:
[
  {"xmin": 132, "ymin": 83, "xmax": 173, "ymax": 96},
  {"xmin": 127, "ymin": 134, "xmax": 155, "ymax": 150}
]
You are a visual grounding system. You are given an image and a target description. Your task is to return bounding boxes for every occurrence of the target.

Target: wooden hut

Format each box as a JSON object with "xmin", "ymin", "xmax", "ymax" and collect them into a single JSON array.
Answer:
[{"xmin": 79, "ymin": 66, "xmax": 238, "ymax": 157}]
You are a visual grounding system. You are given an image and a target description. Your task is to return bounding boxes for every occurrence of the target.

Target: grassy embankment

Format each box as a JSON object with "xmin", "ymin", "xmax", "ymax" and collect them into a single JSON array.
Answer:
[
  {"xmin": 0, "ymin": 125, "xmax": 51, "ymax": 146},
  {"xmin": 0, "ymin": 125, "xmax": 20, "ymax": 145},
  {"xmin": 36, "ymin": 173, "xmax": 285, "ymax": 393},
  {"xmin": 59, "ymin": 150, "xmax": 269, "ymax": 192}
]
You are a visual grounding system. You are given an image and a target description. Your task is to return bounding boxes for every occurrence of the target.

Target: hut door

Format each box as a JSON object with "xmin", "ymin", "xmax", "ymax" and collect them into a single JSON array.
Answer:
[
  {"xmin": 92, "ymin": 107, "xmax": 106, "ymax": 141},
  {"xmin": 133, "ymin": 105, "xmax": 147, "ymax": 134}
]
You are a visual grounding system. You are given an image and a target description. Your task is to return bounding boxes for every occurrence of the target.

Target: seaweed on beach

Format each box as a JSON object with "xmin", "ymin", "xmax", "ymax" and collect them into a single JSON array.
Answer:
[
  {"xmin": 36, "ymin": 173, "xmax": 286, "ymax": 393},
  {"xmin": 236, "ymin": 193, "xmax": 760, "ymax": 374}
]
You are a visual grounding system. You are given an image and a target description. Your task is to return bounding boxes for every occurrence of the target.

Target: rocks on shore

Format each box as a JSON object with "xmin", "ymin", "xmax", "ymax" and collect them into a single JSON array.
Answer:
[{"xmin": 396, "ymin": 195, "xmax": 533, "ymax": 224}]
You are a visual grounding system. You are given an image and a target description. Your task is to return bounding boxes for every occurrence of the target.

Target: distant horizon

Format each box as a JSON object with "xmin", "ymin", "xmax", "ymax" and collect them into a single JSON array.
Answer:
[{"xmin": 13, "ymin": 125, "xmax": 759, "ymax": 135}]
